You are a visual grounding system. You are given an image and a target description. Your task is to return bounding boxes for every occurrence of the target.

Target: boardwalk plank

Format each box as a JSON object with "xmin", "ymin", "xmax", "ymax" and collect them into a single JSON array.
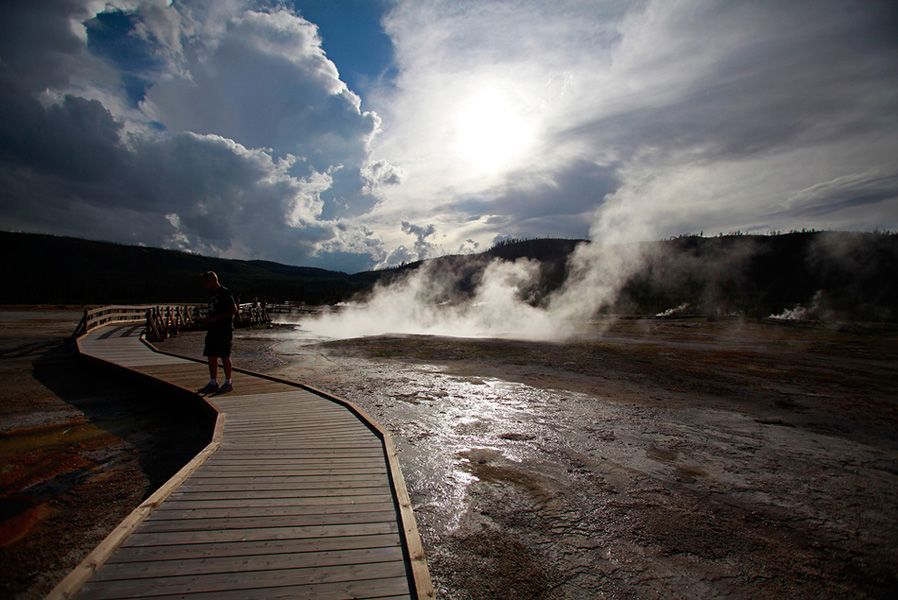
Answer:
[
  {"xmin": 217, "ymin": 439, "xmax": 382, "ymax": 447},
  {"xmin": 140, "ymin": 511, "xmax": 398, "ymax": 533},
  {"xmin": 224, "ymin": 426, "xmax": 372, "ymax": 436},
  {"xmin": 208, "ymin": 456, "xmax": 386, "ymax": 464},
  {"xmin": 210, "ymin": 449, "xmax": 385, "ymax": 458},
  {"xmin": 181, "ymin": 475, "xmax": 389, "ymax": 489},
  {"xmin": 123, "ymin": 521, "xmax": 399, "ymax": 547},
  {"xmin": 197, "ymin": 467, "xmax": 386, "ymax": 474},
  {"xmin": 170, "ymin": 486, "xmax": 391, "ymax": 500},
  {"xmin": 201, "ymin": 462, "xmax": 387, "ymax": 471},
  {"xmin": 79, "ymin": 561, "xmax": 408, "ymax": 598},
  {"xmin": 107, "ymin": 533, "xmax": 402, "ymax": 563},
  {"xmin": 83, "ymin": 576, "xmax": 412, "ymax": 600},
  {"xmin": 224, "ymin": 420, "xmax": 368, "ymax": 429},
  {"xmin": 152, "ymin": 502, "xmax": 396, "ymax": 520},
  {"xmin": 192, "ymin": 468, "xmax": 388, "ymax": 478},
  {"xmin": 165, "ymin": 489, "xmax": 395, "ymax": 503},
  {"xmin": 92, "ymin": 546, "xmax": 405, "ymax": 581},
  {"xmin": 157, "ymin": 494, "xmax": 395, "ymax": 510}
]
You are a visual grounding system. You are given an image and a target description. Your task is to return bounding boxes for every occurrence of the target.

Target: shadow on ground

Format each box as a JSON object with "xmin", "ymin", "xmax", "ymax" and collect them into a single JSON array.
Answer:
[{"xmin": 0, "ymin": 333, "xmax": 213, "ymax": 599}]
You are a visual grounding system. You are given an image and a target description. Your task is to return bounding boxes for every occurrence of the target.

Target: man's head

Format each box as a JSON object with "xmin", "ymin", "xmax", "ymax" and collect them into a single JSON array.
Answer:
[{"xmin": 201, "ymin": 271, "xmax": 221, "ymax": 291}]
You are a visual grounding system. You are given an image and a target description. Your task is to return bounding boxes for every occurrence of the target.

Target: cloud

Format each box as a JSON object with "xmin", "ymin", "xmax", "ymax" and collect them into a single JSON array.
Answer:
[
  {"xmin": 0, "ymin": 70, "xmax": 337, "ymax": 258},
  {"xmin": 380, "ymin": 245, "xmax": 416, "ymax": 268},
  {"xmin": 0, "ymin": 0, "xmax": 118, "ymax": 94},
  {"xmin": 1, "ymin": 0, "xmax": 897, "ymax": 273},
  {"xmin": 0, "ymin": 0, "xmax": 390, "ymax": 268},
  {"xmin": 140, "ymin": 5, "xmax": 382, "ymax": 220},
  {"xmin": 371, "ymin": 220, "xmax": 444, "ymax": 268},
  {"xmin": 313, "ymin": 223, "xmax": 387, "ymax": 272},
  {"xmin": 457, "ymin": 239, "xmax": 479, "ymax": 254},
  {"xmin": 782, "ymin": 171, "xmax": 898, "ymax": 219},
  {"xmin": 368, "ymin": 0, "xmax": 898, "ymax": 250},
  {"xmin": 361, "ymin": 159, "xmax": 403, "ymax": 195},
  {"xmin": 400, "ymin": 220, "xmax": 437, "ymax": 259}
]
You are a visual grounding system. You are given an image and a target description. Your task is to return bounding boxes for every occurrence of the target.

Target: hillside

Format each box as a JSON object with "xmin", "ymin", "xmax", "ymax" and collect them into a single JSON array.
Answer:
[
  {"xmin": 2, "ymin": 230, "xmax": 896, "ymax": 321},
  {"xmin": 0, "ymin": 232, "xmax": 377, "ymax": 305},
  {"xmin": 617, "ymin": 232, "xmax": 898, "ymax": 320}
]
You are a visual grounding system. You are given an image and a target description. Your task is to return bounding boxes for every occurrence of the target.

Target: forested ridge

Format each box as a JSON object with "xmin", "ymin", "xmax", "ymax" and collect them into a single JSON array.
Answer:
[{"xmin": 3, "ymin": 230, "xmax": 895, "ymax": 321}]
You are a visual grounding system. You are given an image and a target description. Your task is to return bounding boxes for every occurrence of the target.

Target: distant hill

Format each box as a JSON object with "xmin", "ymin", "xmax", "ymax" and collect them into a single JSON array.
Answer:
[
  {"xmin": 373, "ymin": 231, "xmax": 898, "ymax": 321},
  {"xmin": 0, "ymin": 231, "xmax": 382, "ymax": 305},
  {"xmin": 2, "ymin": 230, "xmax": 896, "ymax": 321},
  {"xmin": 616, "ymin": 232, "xmax": 898, "ymax": 320}
]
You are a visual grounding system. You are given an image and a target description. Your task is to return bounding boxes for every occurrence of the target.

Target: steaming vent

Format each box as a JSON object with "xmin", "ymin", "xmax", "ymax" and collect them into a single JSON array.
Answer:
[
  {"xmin": 656, "ymin": 303, "xmax": 690, "ymax": 319},
  {"xmin": 769, "ymin": 291, "xmax": 823, "ymax": 321}
]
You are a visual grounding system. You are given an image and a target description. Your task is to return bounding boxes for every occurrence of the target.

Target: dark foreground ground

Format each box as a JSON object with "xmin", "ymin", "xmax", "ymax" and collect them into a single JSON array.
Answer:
[
  {"xmin": 165, "ymin": 317, "xmax": 898, "ymax": 599},
  {"xmin": 0, "ymin": 309, "xmax": 211, "ymax": 599},
  {"xmin": 3, "ymin": 311, "xmax": 897, "ymax": 599}
]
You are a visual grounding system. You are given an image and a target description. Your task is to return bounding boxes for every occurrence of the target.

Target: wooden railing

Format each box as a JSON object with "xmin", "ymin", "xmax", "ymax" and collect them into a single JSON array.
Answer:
[
  {"xmin": 74, "ymin": 305, "xmax": 156, "ymax": 337},
  {"xmin": 265, "ymin": 303, "xmax": 320, "ymax": 315},
  {"xmin": 145, "ymin": 305, "xmax": 204, "ymax": 342},
  {"xmin": 236, "ymin": 303, "xmax": 270, "ymax": 327},
  {"xmin": 73, "ymin": 303, "xmax": 271, "ymax": 341}
]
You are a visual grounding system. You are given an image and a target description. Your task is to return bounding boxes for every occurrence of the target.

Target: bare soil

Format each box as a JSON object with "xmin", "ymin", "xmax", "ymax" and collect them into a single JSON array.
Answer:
[
  {"xmin": 0, "ymin": 309, "xmax": 212, "ymax": 599},
  {"xmin": 162, "ymin": 317, "xmax": 898, "ymax": 599}
]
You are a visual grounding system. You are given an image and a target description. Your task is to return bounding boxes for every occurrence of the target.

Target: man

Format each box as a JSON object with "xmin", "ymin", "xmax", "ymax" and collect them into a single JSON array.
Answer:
[{"xmin": 198, "ymin": 271, "xmax": 238, "ymax": 394}]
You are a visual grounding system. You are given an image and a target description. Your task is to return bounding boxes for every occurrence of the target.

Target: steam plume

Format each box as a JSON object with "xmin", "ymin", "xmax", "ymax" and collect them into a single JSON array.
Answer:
[{"xmin": 303, "ymin": 196, "xmax": 649, "ymax": 341}]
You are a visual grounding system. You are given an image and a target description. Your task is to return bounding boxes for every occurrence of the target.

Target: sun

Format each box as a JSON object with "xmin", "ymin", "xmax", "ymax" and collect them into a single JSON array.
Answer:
[{"xmin": 451, "ymin": 88, "xmax": 538, "ymax": 175}]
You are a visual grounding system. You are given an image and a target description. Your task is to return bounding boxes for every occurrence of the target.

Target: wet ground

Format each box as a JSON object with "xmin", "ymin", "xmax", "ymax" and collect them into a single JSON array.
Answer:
[
  {"xmin": 0, "ymin": 309, "xmax": 211, "ymax": 599},
  {"xmin": 156, "ymin": 317, "xmax": 898, "ymax": 599}
]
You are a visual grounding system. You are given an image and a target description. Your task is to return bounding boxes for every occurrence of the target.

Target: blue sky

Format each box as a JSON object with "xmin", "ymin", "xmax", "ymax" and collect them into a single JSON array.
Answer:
[
  {"xmin": 1, "ymin": 1, "xmax": 897, "ymax": 272},
  {"xmin": 291, "ymin": 0, "xmax": 395, "ymax": 96}
]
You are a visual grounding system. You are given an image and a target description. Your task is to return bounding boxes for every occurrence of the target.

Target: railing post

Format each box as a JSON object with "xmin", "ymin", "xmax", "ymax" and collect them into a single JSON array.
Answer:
[
  {"xmin": 72, "ymin": 309, "xmax": 88, "ymax": 339},
  {"xmin": 145, "ymin": 309, "xmax": 153, "ymax": 341}
]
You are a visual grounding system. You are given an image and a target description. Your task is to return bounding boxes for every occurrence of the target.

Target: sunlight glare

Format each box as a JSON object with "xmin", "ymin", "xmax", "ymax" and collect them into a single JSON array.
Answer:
[{"xmin": 451, "ymin": 88, "xmax": 539, "ymax": 175}]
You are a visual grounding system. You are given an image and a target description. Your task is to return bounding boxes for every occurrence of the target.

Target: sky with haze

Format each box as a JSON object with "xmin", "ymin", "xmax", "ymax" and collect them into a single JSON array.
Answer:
[{"xmin": 1, "ymin": 0, "xmax": 897, "ymax": 272}]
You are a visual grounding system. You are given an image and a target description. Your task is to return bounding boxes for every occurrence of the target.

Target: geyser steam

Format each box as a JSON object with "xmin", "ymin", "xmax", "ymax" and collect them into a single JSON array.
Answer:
[{"xmin": 303, "ymin": 202, "xmax": 648, "ymax": 342}]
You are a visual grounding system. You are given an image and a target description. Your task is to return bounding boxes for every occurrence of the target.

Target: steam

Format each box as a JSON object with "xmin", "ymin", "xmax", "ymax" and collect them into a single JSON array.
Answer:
[
  {"xmin": 656, "ymin": 303, "xmax": 690, "ymax": 319},
  {"xmin": 769, "ymin": 291, "xmax": 822, "ymax": 321},
  {"xmin": 307, "ymin": 259, "xmax": 560, "ymax": 340},
  {"xmin": 303, "ymin": 198, "xmax": 649, "ymax": 341}
]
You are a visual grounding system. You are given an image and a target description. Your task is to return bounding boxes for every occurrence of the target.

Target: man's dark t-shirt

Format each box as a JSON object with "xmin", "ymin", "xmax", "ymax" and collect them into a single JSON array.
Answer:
[
  {"xmin": 204, "ymin": 286, "xmax": 235, "ymax": 358},
  {"xmin": 208, "ymin": 286, "xmax": 236, "ymax": 333}
]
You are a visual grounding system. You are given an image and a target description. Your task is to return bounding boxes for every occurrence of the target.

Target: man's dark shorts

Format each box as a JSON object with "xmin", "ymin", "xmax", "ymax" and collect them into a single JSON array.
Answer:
[{"xmin": 203, "ymin": 329, "xmax": 233, "ymax": 358}]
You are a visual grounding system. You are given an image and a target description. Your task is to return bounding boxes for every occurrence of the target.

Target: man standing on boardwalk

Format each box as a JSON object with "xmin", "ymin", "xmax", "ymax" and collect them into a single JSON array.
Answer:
[{"xmin": 199, "ymin": 271, "xmax": 238, "ymax": 394}]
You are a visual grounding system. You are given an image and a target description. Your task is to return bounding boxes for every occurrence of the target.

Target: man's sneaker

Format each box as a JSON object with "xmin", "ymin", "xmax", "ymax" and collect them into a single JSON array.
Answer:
[
  {"xmin": 219, "ymin": 383, "xmax": 234, "ymax": 393},
  {"xmin": 198, "ymin": 382, "xmax": 219, "ymax": 394}
]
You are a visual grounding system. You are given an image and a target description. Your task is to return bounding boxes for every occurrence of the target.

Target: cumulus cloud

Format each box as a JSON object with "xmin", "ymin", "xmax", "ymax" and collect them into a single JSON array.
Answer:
[
  {"xmin": 0, "ymin": 0, "xmax": 118, "ymax": 95},
  {"xmin": 141, "ymin": 9, "xmax": 373, "ymax": 155},
  {"xmin": 0, "ymin": 73, "xmax": 336, "ymax": 258},
  {"xmin": 313, "ymin": 222, "xmax": 388, "ymax": 272},
  {"xmin": 401, "ymin": 220, "xmax": 437, "ymax": 258},
  {"xmin": 361, "ymin": 159, "xmax": 404, "ymax": 195},
  {"xmin": 0, "ymin": 0, "xmax": 389, "ymax": 267},
  {"xmin": 457, "ymin": 239, "xmax": 479, "ymax": 254}
]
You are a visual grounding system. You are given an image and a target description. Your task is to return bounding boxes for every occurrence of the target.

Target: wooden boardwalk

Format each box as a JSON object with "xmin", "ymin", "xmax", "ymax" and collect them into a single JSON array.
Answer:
[{"xmin": 52, "ymin": 323, "xmax": 432, "ymax": 599}]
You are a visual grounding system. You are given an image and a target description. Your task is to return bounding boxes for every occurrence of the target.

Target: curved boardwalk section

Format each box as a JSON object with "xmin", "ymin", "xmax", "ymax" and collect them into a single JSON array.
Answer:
[{"xmin": 54, "ymin": 323, "xmax": 432, "ymax": 600}]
